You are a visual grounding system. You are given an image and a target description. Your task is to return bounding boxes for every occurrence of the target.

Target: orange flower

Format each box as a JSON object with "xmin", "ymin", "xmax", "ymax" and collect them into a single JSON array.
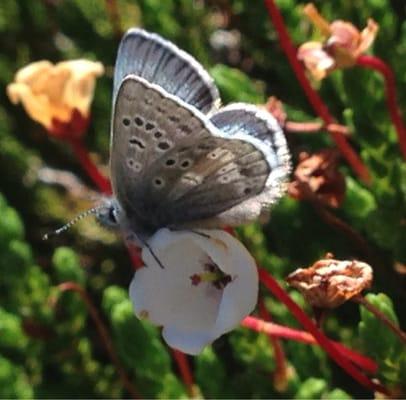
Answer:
[
  {"xmin": 297, "ymin": 3, "xmax": 379, "ymax": 79},
  {"xmin": 7, "ymin": 60, "xmax": 104, "ymax": 139},
  {"xmin": 286, "ymin": 256, "xmax": 373, "ymax": 308}
]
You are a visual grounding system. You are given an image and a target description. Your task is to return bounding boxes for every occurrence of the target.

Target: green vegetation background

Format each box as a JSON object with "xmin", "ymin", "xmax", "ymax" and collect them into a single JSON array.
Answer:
[{"xmin": 0, "ymin": 0, "xmax": 405, "ymax": 398}]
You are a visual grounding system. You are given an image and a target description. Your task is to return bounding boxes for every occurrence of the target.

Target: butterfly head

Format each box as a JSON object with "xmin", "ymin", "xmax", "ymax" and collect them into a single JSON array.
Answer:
[{"xmin": 95, "ymin": 197, "xmax": 124, "ymax": 230}]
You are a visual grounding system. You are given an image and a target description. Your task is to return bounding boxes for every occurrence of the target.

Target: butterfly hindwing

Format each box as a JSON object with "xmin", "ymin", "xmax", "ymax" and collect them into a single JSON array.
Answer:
[
  {"xmin": 210, "ymin": 103, "xmax": 291, "ymax": 195},
  {"xmin": 113, "ymin": 28, "xmax": 220, "ymax": 114}
]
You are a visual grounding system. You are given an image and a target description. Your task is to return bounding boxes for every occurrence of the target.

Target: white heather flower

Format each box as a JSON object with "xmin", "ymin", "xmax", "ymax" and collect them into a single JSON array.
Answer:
[{"xmin": 129, "ymin": 228, "xmax": 258, "ymax": 355}]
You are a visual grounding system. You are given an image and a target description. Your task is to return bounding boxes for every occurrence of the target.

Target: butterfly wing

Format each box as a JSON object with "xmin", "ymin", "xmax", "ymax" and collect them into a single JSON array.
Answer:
[
  {"xmin": 111, "ymin": 76, "xmax": 281, "ymax": 234},
  {"xmin": 210, "ymin": 103, "xmax": 291, "ymax": 193},
  {"xmin": 113, "ymin": 28, "xmax": 220, "ymax": 114},
  {"xmin": 204, "ymin": 103, "xmax": 291, "ymax": 227}
]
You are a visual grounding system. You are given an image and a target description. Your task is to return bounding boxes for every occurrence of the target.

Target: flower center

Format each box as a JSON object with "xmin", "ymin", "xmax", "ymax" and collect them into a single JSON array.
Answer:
[{"xmin": 190, "ymin": 258, "xmax": 233, "ymax": 290}]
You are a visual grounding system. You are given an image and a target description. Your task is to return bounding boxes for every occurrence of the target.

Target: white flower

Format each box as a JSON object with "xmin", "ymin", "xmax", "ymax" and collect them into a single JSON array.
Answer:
[{"xmin": 129, "ymin": 228, "xmax": 258, "ymax": 355}]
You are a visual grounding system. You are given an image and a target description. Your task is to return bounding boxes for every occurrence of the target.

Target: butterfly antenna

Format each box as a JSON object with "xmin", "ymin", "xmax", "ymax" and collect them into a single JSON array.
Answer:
[{"xmin": 43, "ymin": 205, "xmax": 103, "ymax": 240}]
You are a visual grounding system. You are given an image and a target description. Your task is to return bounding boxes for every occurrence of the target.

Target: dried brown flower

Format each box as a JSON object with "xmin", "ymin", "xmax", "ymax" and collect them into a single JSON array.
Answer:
[
  {"xmin": 265, "ymin": 96, "xmax": 287, "ymax": 127},
  {"xmin": 286, "ymin": 257, "xmax": 373, "ymax": 308},
  {"xmin": 288, "ymin": 149, "xmax": 346, "ymax": 207}
]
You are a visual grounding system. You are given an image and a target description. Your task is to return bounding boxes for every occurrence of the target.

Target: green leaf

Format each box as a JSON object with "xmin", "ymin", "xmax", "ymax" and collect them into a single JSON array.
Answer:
[
  {"xmin": 210, "ymin": 64, "xmax": 265, "ymax": 104},
  {"xmin": 52, "ymin": 247, "xmax": 85, "ymax": 284}
]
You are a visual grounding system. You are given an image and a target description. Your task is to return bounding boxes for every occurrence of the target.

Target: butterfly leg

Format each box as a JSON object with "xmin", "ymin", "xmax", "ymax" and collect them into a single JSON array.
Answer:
[
  {"xmin": 125, "ymin": 233, "xmax": 165, "ymax": 269},
  {"xmin": 143, "ymin": 241, "xmax": 165, "ymax": 269}
]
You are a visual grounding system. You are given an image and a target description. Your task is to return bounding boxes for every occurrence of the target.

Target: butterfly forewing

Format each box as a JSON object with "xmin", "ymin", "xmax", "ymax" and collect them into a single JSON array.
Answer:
[
  {"xmin": 113, "ymin": 29, "xmax": 220, "ymax": 114},
  {"xmin": 111, "ymin": 76, "xmax": 274, "ymax": 234}
]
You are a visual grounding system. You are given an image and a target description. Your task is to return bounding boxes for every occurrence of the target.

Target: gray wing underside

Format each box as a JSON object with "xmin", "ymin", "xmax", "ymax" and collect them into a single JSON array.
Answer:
[
  {"xmin": 111, "ymin": 76, "xmax": 272, "ymax": 232},
  {"xmin": 113, "ymin": 28, "xmax": 220, "ymax": 114},
  {"xmin": 210, "ymin": 103, "xmax": 291, "ymax": 186}
]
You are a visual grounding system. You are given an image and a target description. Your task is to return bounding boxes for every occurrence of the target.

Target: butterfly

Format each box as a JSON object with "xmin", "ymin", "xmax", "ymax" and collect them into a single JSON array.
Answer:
[{"xmin": 95, "ymin": 28, "xmax": 291, "ymax": 247}]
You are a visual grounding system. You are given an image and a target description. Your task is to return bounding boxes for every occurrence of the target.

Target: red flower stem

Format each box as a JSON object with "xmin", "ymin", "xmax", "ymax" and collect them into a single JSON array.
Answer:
[
  {"xmin": 356, "ymin": 55, "xmax": 406, "ymax": 159},
  {"xmin": 257, "ymin": 268, "xmax": 388, "ymax": 394},
  {"xmin": 105, "ymin": 0, "xmax": 123, "ymax": 39},
  {"xmin": 171, "ymin": 349, "xmax": 196, "ymax": 397},
  {"xmin": 263, "ymin": 0, "xmax": 370, "ymax": 183},
  {"xmin": 55, "ymin": 282, "xmax": 140, "ymax": 399},
  {"xmin": 126, "ymin": 244, "xmax": 143, "ymax": 270},
  {"xmin": 258, "ymin": 298, "xmax": 288, "ymax": 389},
  {"xmin": 242, "ymin": 316, "xmax": 377, "ymax": 374},
  {"xmin": 68, "ymin": 138, "xmax": 112, "ymax": 194},
  {"xmin": 285, "ymin": 121, "xmax": 351, "ymax": 136}
]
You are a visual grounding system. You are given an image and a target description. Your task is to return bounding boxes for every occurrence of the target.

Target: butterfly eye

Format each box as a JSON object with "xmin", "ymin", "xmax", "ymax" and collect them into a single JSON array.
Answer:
[
  {"xmin": 244, "ymin": 187, "xmax": 252, "ymax": 195},
  {"xmin": 108, "ymin": 207, "xmax": 118, "ymax": 224}
]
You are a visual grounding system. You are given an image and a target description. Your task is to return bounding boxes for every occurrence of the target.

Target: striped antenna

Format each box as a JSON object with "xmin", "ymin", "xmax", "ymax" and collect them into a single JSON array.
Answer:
[{"xmin": 43, "ymin": 205, "xmax": 103, "ymax": 240}]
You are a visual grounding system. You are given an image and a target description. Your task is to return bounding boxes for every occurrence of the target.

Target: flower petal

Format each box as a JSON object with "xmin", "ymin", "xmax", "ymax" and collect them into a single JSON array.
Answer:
[
  {"xmin": 186, "ymin": 230, "xmax": 258, "ymax": 333},
  {"xmin": 162, "ymin": 325, "xmax": 215, "ymax": 355},
  {"xmin": 129, "ymin": 228, "xmax": 259, "ymax": 354}
]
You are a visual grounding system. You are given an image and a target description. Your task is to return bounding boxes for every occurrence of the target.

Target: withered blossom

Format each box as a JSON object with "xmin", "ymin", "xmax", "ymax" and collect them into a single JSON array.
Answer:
[
  {"xmin": 297, "ymin": 3, "xmax": 379, "ymax": 79},
  {"xmin": 286, "ymin": 257, "xmax": 373, "ymax": 308},
  {"xmin": 288, "ymin": 149, "xmax": 346, "ymax": 208},
  {"xmin": 265, "ymin": 96, "xmax": 287, "ymax": 127}
]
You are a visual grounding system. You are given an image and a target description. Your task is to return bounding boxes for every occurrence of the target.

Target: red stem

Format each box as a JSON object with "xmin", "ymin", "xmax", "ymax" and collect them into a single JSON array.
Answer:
[
  {"xmin": 242, "ymin": 316, "xmax": 377, "ymax": 374},
  {"xmin": 56, "ymin": 282, "xmax": 140, "ymax": 399},
  {"xmin": 356, "ymin": 55, "xmax": 406, "ymax": 159},
  {"xmin": 257, "ymin": 268, "xmax": 388, "ymax": 395},
  {"xmin": 68, "ymin": 138, "xmax": 112, "ymax": 194},
  {"xmin": 258, "ymin": 298, "xmax": 288, "ymax": 390},
  {"xmin": 127, "ymin": 244, "xmax": 144, "ymax": 270},
  {"xmin": 171, "ymin": 349, "xmax": 196, "ymax": 397},
  {"xmin": 105, "ymin": 0, "xmax": 123, "ymax": 39},
  {"xmin": 263, "ymin": 0, "xmax": 371, "ymax": 184}
]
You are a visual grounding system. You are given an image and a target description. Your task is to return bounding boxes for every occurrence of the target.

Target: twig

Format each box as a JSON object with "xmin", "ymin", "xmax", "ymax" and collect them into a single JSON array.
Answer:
[
  {"xmin": 258, "ymin": 298, "xmax": 289, "ymax": 391},
  {"xmin": 285, "ymin": 121, "xmax": 350, "ymax": 136},
  {"xmin": 257, "ymin": 268, "xmax": 389, "ymax": 394},
  {"xmin": 242, "ymin": 315, "xmax": 377, "ymax": 374},
  {"xmin": 356, "ymin": 55, "xmax": 406, "ymax": 159},
  {"xmin": 55, "ymin": 282, "xmax": 140, "ymax": 399},
  {"xmin": 314, "ymin": 203, "xmax": 372, "ymax": 258},
  {"xmin": 171, "ymin": 349, "xmax": 196, "ymax": 397},
  {"xmin": 263, "ymin": 0, "xmax": 371, "ymax": 183},
  {"xmin": 105, "ymin": 0, "xmax": 123, "ymax": 39},
  {"xmin": 352, "ymin": 294, "xmax": 406, "ymax": 345},
  {"xmin": 68, "ymin": 138, "xmax": 112, "ymax": 194}
]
